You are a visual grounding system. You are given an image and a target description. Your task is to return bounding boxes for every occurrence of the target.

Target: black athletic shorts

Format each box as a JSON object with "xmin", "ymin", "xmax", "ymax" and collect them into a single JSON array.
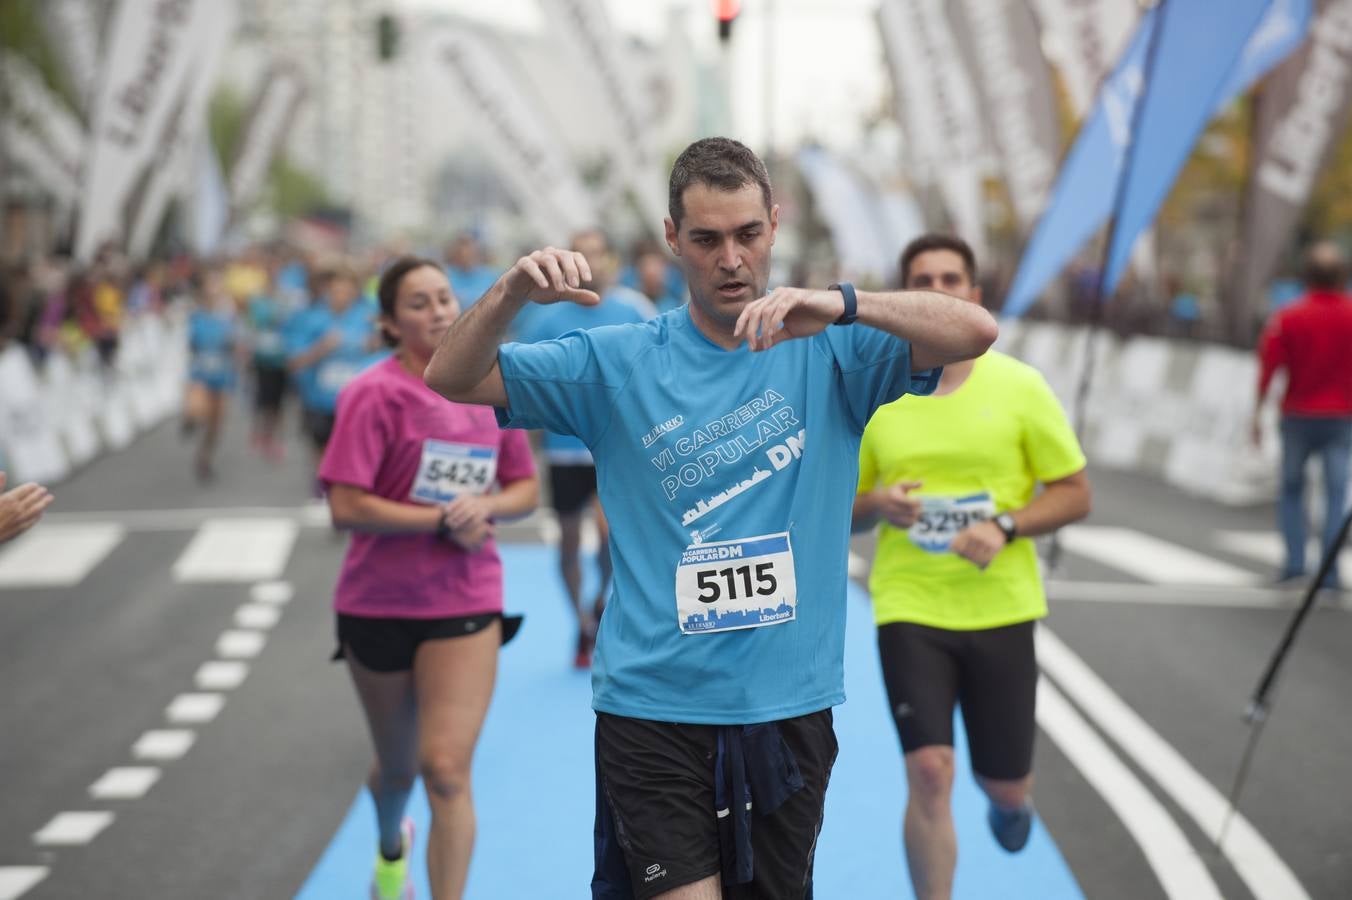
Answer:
[
  {"xmin": 254, "ymin": 364, "xmax": 288, "ymax": 412},
  {"xmin": 593, "ymin": 709, "xmax": 836, "ymax": 899},
  {"xmin": 877, "ymin": 620, "xmax": 1037, "ymax": 781},
  {"xmin": 548, "ymin": 463, "xmax": 597, "ymax": 516},
  {"xmin": 303, "ymin": 409, "xmax": 335, "ymax": 451},
  {"xmin": 332, "ymin": 612, "xmax": 523, "ymax": 672}
]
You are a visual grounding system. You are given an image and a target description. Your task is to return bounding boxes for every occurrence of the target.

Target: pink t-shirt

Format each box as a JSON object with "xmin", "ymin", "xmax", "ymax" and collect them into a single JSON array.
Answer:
[{"xmin": 319, "ymin": 355, "xmax": 536, "ymax": 618}]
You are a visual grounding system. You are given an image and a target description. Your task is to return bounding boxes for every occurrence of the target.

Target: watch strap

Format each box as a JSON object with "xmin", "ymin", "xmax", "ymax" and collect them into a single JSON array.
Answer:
[{"xmin": 828, "ymin": 282, "xmax": 858, "ymax": 325}]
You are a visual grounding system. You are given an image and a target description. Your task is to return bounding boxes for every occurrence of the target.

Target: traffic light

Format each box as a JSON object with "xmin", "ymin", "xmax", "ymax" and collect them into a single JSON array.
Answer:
[
  {"xmin": 377, "ymin": 13, "xmax": 399, "ymax": 61},
  {"xmin": 713, "ymin": 0, "xmax": 740, "ymax": 42}
]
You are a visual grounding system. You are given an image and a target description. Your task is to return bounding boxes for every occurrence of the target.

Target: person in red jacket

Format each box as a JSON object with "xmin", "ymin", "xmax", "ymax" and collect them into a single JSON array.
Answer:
[{"xmin": 1253, "ymin": 242, "xmax": 1352, "ymax": 589}]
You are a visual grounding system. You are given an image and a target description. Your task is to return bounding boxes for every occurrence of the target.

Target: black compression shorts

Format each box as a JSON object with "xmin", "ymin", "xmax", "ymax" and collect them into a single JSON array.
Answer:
[
  {"xmin": 332, "ymin": 612, "xmax": 523, "ymax": 672},
  {"xmin": 548, "ymin": 463, "xmax": 597, "ymax": 516},
  {"xmin": 877, "ymin": 620, "xmax": 1037, "ymax": 781}
]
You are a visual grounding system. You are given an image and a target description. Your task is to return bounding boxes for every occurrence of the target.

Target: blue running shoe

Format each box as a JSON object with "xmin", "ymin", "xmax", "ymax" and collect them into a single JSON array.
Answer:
[{"xmin": 988, "ymin": 803, "xmax": 1034, "ymax": 853}]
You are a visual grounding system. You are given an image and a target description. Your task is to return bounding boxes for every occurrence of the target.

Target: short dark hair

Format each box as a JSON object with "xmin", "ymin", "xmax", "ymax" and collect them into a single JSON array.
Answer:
[
  {"xmin": 668, "ymin": 137, "xmax": 772, "ymax": 231},
  {"xmin": 898, "ymin": 234, "xmax": 978, "ymax": 288},
  {"xmin": 376, "ymin": 255, "xmax": 441, "ymax": 346},
  {"xmin": 1303, "ymin": 242, "xmax": 1348, "ymax": 290}
]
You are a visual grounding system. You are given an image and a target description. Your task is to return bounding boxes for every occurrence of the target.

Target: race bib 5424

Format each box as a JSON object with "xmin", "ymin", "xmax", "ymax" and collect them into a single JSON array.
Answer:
[{"xmin": 409, "ymin": 440, "xmax": 497, "ymax": 505}]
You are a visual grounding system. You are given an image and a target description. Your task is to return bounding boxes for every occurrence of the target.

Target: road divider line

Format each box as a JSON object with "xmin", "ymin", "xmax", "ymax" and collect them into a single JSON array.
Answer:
[
  {"xmin": 250, "ymin": 580, "xmax": 294, "ymax": 605},
  {"xmin": 216, "ymin": 630, "xmax": 267, "ymax": 658},
  {"xmin": 1059, "ymin": 525, "xmax": 1260, "ymax": 586},
  {"xmin": 0, "ymin": 523, "xmax": 125, "ymax": 588},
  {"xmin": 132, "ymin": 729, "xmax": 196, "ymax": 761},
  {"xmin": 1036, "ymin": 677, "xmax": 1222, "ymax": 899},
  {"xmin": 88, "ymin": 766, "xmax": 160, "ymax": 800},
  {"xmin": 1214, "ymin": 529, "xmax": 1352, "ymax": 573},
  {"xmin": 0, "ymin": 867, "xmax": 48, "ymax": 900},
  {"xmin": 195, "ymin": 661, "xmax": 249, "ymax": 691},
  {"xmin": 1037, "ymin": 625, "xmax": 1310, "ymax": 900},
  {"xmin": 32, "ymin": 812, "xmax": 115, "ymax": 846},
  {"xmin": 1045, "ymin": 579, "xmax": 1304, "ymax": 608},
  {"xmin": 165, "ymin": 692, "xmax": 225, "ymax": 723},
  {"xmin": 234, "ymin": 604, "xmax": 281, "ymax": 630}
]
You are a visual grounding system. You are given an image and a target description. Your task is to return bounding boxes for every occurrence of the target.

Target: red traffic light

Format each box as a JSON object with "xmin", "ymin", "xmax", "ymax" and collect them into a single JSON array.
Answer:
[{"xmin": 713, "ymin": 0, "xmax": 741, "ymax": 22}]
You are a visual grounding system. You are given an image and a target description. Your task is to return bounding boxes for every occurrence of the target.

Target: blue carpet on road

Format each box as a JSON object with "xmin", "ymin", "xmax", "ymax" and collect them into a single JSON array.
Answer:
[{"xmin": 297, "ymin": 544, "xmax": 1084, "ymax": 898}]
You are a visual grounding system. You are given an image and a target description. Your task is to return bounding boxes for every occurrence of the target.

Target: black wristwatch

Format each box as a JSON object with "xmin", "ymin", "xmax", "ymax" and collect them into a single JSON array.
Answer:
[
  {"xmin": 435, "ymin": 509, "xmax": 453, "ymax": 542},
  {"xmin": 994, "ymin": 513, "xmax": 1018, "ymax": 544},
  {"xmin": 827, "ymin": 282, "xmax": 858, "ymax": 325}
]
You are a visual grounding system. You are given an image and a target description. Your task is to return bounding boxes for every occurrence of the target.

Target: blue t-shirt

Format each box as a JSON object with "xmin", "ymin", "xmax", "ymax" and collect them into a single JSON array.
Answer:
[
  {"xmin": 517, "ymin": 287, "xmax": 658, "ymax": 463},
  {"xmin": 188, "ymin": 308, "xmax": 239, "ymax": 390},
  {"xmin": 497, "ymin": 306, "xmax": 939, "ymax": 723},
  {"xmin": 447, "ymin": 265, "xmax": 500, "ymax": 311},
  {"xmin": 287, "ymin": 300, "xmax": 382, "ymax": 412},
  {"xmin": 248, "ymin": 295, "xmax": 289, "ymax": 368}
]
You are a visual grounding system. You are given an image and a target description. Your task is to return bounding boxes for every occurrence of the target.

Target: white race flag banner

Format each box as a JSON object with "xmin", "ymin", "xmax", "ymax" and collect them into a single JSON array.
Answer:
[
  {"xmin": 40, "ymin": 0, "xmax": 103, "ymax": 114},
  {"xmin": 535, "ymin": 0, "xmax": 668, "ymax": 233},
  {"xmin": 422, "ymin": 26, "xmax": 598, "ymax": 243},
  {"xmin": 228, "ymin": 63, "xmax": 307, "ymax": 221},
  {"xmin": 2, "ymin": 121, "xmax": 79, "ymax": 207},
  {"xmin": 878, "ymin": 0, "xmax": 987, "ymax": 256},
  {"xmin": 1027, "ymin": 0, "xmax": 1140, "ymax": 118},
  {"xmin": 127, "ymin": 0, "xmax": 238, "ymax": 259},
  {"xmin": 76, "ymin": 0, "xmax": 218, "ymax": 260},
  {"xmin": 193, "ymin": 137, "xmax": 230, "ymax": 255},
  {"xmin": 0, "ymin": 53, "xmax": 85, "ymax": 200},
  {"xmin": 949, "ymin": 0, "xmax": 1060, "ymax": 231}
]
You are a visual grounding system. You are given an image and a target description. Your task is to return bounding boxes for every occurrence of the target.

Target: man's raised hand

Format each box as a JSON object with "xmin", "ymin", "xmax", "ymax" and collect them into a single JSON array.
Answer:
[
  {"xmin": 504, "ymin": 247, "xmax": 600, "ymax": 307},
  {"xmin": 734, "ymin": 287, "xmax": 844, "ymax": 352}
]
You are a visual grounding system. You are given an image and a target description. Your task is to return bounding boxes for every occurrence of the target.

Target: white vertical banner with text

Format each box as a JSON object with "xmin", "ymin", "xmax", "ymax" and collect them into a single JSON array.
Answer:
[
  {"xmin": 40, "ymin": 0, "xmax": 104, "ymax": 115},
  {"xmin": 1027, "ymin": 0, "xmax": 1141, "ymax": 118},
  {"xmin": 535, "ymin": 0, "xmax": 668, "ymax": 234},
  {"xmin": 228, "ymin": 63, "xmax": 307, "ymax": 223},
  {"xmin": 126, "ymin": 0, "xmax": 238, "ymax": 259},
  {"xmin": 878, "ymin": 0, "xmax": 988, "ymax": 256},
  {"xmin": 76, "ymin": 0, "xmax": 218, "ymax": 260},
  {"xmin": 421, "ymin": 26, "xmax": 598, "ymax": 243},
  {"xmin": 0, "ymin": 53, "xmax": 85, "ymax": 205}
]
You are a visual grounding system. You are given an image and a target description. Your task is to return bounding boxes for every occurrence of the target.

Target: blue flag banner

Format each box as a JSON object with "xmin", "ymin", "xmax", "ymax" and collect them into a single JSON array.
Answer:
[
  {"xmin": 1102, "ymin": 0, "xmax": 1310, "ymax": 291},
  {"xmin": 1003, "ymin": 0, "xmax": 1311, "ymax": 319}
]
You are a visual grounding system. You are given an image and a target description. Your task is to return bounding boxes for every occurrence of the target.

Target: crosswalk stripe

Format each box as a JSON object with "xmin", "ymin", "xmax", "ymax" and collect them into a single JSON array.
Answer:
[
  {"xmin": 1214, "ymin": 529, "xmax": 1352, "ymax": 573},
  {"xmin": 171, "ymin": 518, "xmax": 298, "ymax": 583},
  {"xmin": 0, "ymin": 867, "xmax": 48, "ymax": 900},
  {"xmin": 0, "ymin": 524, "xmax": 125, "ymax": 588},
  {"xmin": 1060, "ymin": 525, "xmax": 1260, "ymax": 586}
]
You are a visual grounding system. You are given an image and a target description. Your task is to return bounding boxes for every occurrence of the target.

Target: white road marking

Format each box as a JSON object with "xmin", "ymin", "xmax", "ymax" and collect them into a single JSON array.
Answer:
[
  {"xmin": 0, "ymin": 867, "xmax": 48, "ymax": 900},
  {"xmin": 195, "ymin": 661, "xmax": 249, "ymax": 690},
  {"xmin": 88, "ymin": 766, "xmax": 160, "ymax": 800},
  {"xmin": 33, "ymin": 811, "xmax": 115, "ymax": 846},
  {"xmin": 1037, "ymin": 626, "xmax": 1310, "ymax": 900},
  {"xmin": 234, "ymin": 604, "xmax": 281, "ymax": 630},
  {"xmin": 1045, "ymin": 579, "xmax": 1307, "ymax": 609},
  {"xmin": 172, "ymin": 518, "xmax": 298, "ymax": 582},
  {"xmin": 1059, "ymin": 525, "xmax": 1260, "ymax": 586},
  {"xmin": 250, "ymin": 580, "xmax": 294, "ymax": 605},
  {"xmin": 216, "ymin": 629, "xmax": 266, "ymax": 658},
  {"xmin": 41, "ymin": 505, "xmax": 324, "ymax": 531},
  {"xmin": 1214, "ymin": 529, "xmax": 1352, "ymax": 573},
  {"xmin": 132, "ymin": 729, "xmax": 196, "ymax": 761},
  {"xmin": 165, "ymin": 693, "xmax": 225, "ymax": 723},
  {"xmin": 1037, "ymin": 678, "xmax": 1222, "ymax": 900},
  {"xmin": 0, "ymin": 523, "xmax": 125, "ymax": 587}
]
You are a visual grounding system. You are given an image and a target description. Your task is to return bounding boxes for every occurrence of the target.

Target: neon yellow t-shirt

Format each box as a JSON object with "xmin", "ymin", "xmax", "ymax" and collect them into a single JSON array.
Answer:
[{"xmin": 857, "ymin": 351, "xmax": 1085, "ymax": 630}]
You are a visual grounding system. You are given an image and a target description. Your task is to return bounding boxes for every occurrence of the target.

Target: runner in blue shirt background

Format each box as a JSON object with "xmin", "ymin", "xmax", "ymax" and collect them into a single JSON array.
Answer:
[
  {"xmin": 185, "ymin": 266, "xmax": 241, "ymax": 483},
  {"xmin": 425, "ymin": 137, "xmax": 998, "ymax": 899},
  {"xmin": 516, "ymin": 227, "xmax": 658, "ymax": 669}
]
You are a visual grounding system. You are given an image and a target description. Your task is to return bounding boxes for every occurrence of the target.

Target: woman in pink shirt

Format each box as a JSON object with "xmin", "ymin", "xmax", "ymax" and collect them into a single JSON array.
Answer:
[{"xmin": 320, "ymin": 257, "xmax": 538, "ymax": 900}]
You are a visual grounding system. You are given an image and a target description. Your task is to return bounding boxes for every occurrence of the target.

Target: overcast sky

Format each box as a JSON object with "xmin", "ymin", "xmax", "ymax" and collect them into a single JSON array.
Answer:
[{"xmin": 399, "ymin": 0, "xmax": 888, "ymax": 152}]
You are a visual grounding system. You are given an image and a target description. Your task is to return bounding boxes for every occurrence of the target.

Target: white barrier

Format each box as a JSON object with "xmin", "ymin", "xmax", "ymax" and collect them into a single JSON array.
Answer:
[
  {"xmin": 0, "ymin": 311, "xmax": 186, "ymax": 485},
  {"xmin": 1000, "ymin": 320, "xmax": 1276, "ymax": 505}
]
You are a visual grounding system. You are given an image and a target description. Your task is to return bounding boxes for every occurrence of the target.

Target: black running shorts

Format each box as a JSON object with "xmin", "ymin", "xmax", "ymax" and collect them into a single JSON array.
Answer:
[
  {"xmin": 254, "ymin": 364, "xmax": 288, "ymax": 412},
  {"xmin": 548, "ymin": 463, "xmax": 597, "ymax": 516},
  {"xmin": 877, "ymin": 620, "xmax": 1037, "ymax": 781},
  {"xmin": 303, "ymin": 409, "xmax": 335, "ymax": 451},
  {"xmin": 332, "ymin": 612, "xmax": 522, "ymax": 672},
  {"xmin": 592, "ymin": 709, "xmax": 836, "ymax": 899}
]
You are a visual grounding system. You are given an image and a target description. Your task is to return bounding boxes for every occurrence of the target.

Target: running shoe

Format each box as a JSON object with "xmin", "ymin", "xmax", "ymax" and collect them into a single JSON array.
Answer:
[
  {"xmin": 987, "ymin": 802, "xmax": 1034, "ymax": 853},
  {"xmin": 371, "ymin": 817, "xmax": 415, "ymax": 900}
]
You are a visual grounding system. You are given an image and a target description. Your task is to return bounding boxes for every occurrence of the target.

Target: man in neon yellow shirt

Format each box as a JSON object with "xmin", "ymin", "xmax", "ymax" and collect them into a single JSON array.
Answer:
[{"xmin": 853, "ymin": 234, "xmax": 1091, "ymax": 900}]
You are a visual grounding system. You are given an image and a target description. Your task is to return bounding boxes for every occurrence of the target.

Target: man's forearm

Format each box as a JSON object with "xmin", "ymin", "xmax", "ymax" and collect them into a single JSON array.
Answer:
[
  {"xmin": 426, "ymin": 277, "xmax": 526, "ymax": 400},
  {"xmin": 851, "ymin": 491, "xmax": 883, "ymax": 534},
  {"xmin": 1008, "ymin": 475, "xmax": 1091, "ymax": 538},
  {"xmin": 855, "ymin": 289, "xmax": 998, "ymax": 368}
]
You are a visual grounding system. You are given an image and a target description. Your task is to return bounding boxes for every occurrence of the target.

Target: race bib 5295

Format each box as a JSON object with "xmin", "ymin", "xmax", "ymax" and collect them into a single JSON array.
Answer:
[{"xmin": 908, "ymin": 492, "xmax": 996, "ymax": 554}]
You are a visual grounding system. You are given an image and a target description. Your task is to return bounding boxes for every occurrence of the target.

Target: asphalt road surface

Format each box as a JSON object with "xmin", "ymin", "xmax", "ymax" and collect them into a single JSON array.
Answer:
[{"xmin": 1, "ymin": 408, "xmax": 1348, "ymax": 899}]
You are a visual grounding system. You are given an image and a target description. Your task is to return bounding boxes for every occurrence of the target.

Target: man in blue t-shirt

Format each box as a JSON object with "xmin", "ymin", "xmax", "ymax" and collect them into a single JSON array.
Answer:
[
  {"xmin": 425, "ymin": 137, "xmax": 997, "ymax": 899},
  {"xmin": 518, "ymin": 228, "xmax": 658, "ymax": 670}
]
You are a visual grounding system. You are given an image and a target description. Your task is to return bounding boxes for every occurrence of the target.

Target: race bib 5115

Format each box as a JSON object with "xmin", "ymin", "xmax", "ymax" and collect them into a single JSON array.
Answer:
[{"xmin": 675, "ymin": 532, "xmax": 797, "ymax": 635}]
